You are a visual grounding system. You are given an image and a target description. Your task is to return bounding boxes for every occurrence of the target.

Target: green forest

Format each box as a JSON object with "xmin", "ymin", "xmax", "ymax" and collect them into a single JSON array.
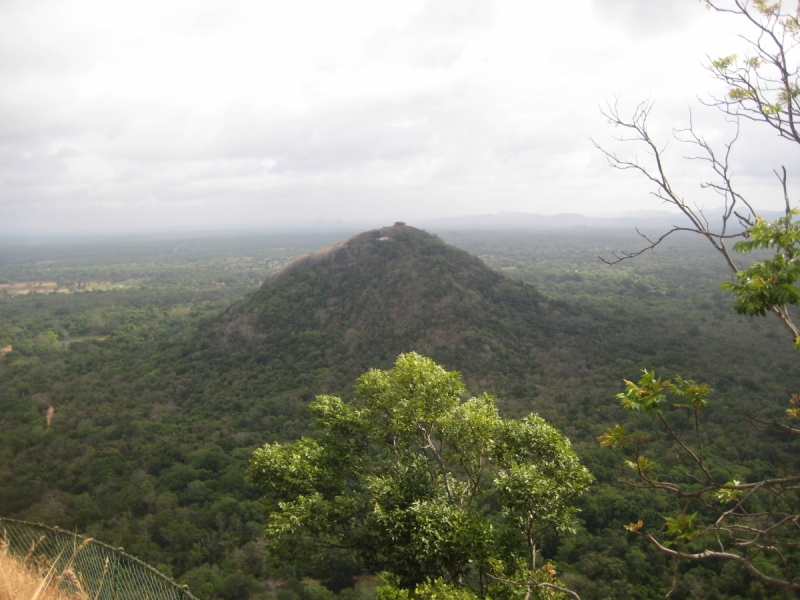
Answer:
[
  {"xmin": 3, "ymin": 0, "xmax": 800, "ymax": 598},
  {"xmin": 1, "ymin": 226, "xmax": 797, "ymax": 599}
]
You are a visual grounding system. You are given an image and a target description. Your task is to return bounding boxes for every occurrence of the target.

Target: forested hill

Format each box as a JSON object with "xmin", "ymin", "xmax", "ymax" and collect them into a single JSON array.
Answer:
[{"xmin": 208, "ymin": 223, "xmax": 561, "ymax": 397}]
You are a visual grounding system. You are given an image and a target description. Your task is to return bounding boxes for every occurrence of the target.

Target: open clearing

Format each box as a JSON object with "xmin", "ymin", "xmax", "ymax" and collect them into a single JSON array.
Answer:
[{"xmin": 0, "ymin": 282, "xmax": 119, "ymax": 295}]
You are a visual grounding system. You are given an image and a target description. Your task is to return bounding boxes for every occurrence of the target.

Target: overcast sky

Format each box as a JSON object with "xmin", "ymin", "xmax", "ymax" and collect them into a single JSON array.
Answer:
[{"xmin": 1, "ymin": 0, "xmax": 798, "ymax": 234}]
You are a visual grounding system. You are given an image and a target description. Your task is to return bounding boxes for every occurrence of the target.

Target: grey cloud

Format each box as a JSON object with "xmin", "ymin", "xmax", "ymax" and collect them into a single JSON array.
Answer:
[
  {"xmin": 102, "ymin": 94, "xmax": 468, "ymax": 170},
  {"xmin": 0, "ymin": 81, "xmax": 585, "ymax": 227},
  {"xmin": 227, "ymin": 101, "xmax": 438, "ymax": 173},
  {"xmin": 592, "ymin": 0, "xmax": 700, "ymax": 35},
  {"xmin": 365, "ymin": 36, "xmax": 468, "ymax": 69},
  {"xmin": 406, "ymin": 0, "xmax": 498, "ymax": 36},
  {"xmin": 365, "ymin": 0, "xmax": 497, "ymax": 69},
  {"xmin": 0, "ymin": 1, "xmax": 106, "ymax": 79},
  {"xmin": 8, "ymin": 0, "xmax": 780, "ymax": 234}
]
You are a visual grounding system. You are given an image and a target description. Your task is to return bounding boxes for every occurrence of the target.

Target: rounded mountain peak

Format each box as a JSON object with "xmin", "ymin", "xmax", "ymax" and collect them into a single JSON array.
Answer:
[
  {"xmin": 223, "ymin": 225, "xmax": 548, "ymax": 392},
  {"xmin": 262, "ymin": 223, "xmax": 439, "ymax": 287}
]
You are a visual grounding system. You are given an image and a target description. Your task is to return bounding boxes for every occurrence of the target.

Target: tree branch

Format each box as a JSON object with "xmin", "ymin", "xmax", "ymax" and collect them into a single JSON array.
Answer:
[
  {"xmin": 643, "ymin": 533, "xmax": 800, "ymax": 589},
  {"xmin": 485, "ymin": 572, "xmax": 581, "ymax": 600}
]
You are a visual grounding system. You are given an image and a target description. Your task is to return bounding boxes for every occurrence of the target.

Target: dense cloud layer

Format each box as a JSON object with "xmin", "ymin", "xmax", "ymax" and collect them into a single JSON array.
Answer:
[{"xmin": 0, "ymin": 0, "xmax": 797, "ymax": 234}]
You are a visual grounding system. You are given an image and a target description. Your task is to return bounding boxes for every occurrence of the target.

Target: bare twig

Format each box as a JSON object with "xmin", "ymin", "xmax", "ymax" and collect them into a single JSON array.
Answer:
[
  {"xmin": 642, "ymin": 534, "xmax": 800, "ymax": 590},
  {"xmin": 485, "ymin": 572, "xmax": 581, "ymax": 600}
]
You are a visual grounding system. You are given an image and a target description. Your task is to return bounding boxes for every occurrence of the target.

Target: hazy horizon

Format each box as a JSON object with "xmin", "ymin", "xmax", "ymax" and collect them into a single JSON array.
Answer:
[{"xmin": 3, "ymin": 205, "xmax": 780, "ymax": 244}]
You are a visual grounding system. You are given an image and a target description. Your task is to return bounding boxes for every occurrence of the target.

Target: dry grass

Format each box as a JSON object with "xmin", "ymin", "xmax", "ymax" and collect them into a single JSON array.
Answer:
[
  {"xmin": 0, "ymin": 282, "xmax": 63, "ymax": 296},
  {"xmin": 0, "ymin": 541, "xmax": 91, "ymax": 600}
]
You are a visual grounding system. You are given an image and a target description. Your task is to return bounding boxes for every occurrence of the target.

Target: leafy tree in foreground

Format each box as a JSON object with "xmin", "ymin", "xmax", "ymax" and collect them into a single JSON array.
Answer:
[
  {"xmin": 596, "ymin": 0, "xmax": 800, "ymax": 593},
  {"xmin": 248, "ymin": 353, "xmax": 592, "ymax": 600}
]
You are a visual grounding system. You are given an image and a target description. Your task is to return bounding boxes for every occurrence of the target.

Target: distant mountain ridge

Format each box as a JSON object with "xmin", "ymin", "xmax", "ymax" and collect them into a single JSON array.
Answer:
[
  {"xmin": 423, "ymin": 210, "xmax": 689, "ymax": 230},
  {"xmin": 301, "ymin": 208, "xmax": 786, "ymax": 232}
]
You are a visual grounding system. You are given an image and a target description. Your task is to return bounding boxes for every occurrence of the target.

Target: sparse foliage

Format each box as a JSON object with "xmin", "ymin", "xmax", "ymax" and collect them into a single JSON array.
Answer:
[
  {"xmin": 704, "ymin": 0, "xmax": 800, "ymax": 143},
  {"xmin": 594, "ymin": 0, "xmax": 800, "ymax": 342},
  {"xmin": 600, "ymin": 371, "xmax": 800, "ymax": 591},
  {"xmin": 596, "ymin": 0, "xmax": 800, "ymax": 592}
]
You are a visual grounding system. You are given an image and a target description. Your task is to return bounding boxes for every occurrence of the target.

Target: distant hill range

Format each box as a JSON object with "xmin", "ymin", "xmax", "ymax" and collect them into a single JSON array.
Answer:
[
  {"xmin": 420, "ymin": 208, "xmax": 786, "ymax": 230},
  {"xmin": 423, "ymin": 210, "xmax": 687, "ymax": 230},
  {"xmin": 305, "ymin": 208, "xmax": 786, "ymax": 232}
]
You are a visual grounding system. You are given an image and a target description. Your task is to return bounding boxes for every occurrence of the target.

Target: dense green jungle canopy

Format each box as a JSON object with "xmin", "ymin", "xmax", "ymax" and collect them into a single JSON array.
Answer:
[{"xmin": 0, "ymin": 227, "xmax": 797, "ymax": 600}]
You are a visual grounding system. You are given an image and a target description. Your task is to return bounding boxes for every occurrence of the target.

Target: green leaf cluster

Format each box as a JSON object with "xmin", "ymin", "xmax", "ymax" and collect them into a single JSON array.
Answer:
[
  {"xmin": 248, "ymin": 353, "xmax": 592, "ymax": 598},
  {"xmin": 721, "ymin": 211, "xmax": 800, "ymax": 317},
  {"xmin": 615, "ymin": 370, "xmax": 710, "ymax": 415}
]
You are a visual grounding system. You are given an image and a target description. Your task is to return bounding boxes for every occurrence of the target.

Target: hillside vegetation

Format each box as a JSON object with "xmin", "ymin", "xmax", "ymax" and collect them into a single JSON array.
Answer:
[
  {"xmin": 216, "ymin": 224, "xmax": 555, "ymax": 397},
  {"xmin": 0, "ymin": 228, "xmax": 797, "ymax": 599}
]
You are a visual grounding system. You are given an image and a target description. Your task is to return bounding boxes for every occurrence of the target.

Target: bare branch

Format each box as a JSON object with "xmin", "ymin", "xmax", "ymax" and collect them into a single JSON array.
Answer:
[
  {"xmin": 485, "ymin": 572, "xmax": 581, "ymax": 600},
  {"xmin": 643, "ymin": 534, "xmax": 800, "ymax": 590},
  {"xmin": 593, "ymin": 101, "xmax": 748, "ymax": 273}
]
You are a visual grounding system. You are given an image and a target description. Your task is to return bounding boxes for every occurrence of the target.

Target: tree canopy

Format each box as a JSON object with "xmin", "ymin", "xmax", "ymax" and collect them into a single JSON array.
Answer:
[{"xmin": 248, "ymin": 352, "xmax": 592, "ymax": 599}]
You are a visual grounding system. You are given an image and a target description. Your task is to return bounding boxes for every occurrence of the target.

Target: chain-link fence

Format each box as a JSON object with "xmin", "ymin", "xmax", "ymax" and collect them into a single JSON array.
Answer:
[{"xmin": 0, "ymin": 517, "xmax": 198, "ymax": 600}]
